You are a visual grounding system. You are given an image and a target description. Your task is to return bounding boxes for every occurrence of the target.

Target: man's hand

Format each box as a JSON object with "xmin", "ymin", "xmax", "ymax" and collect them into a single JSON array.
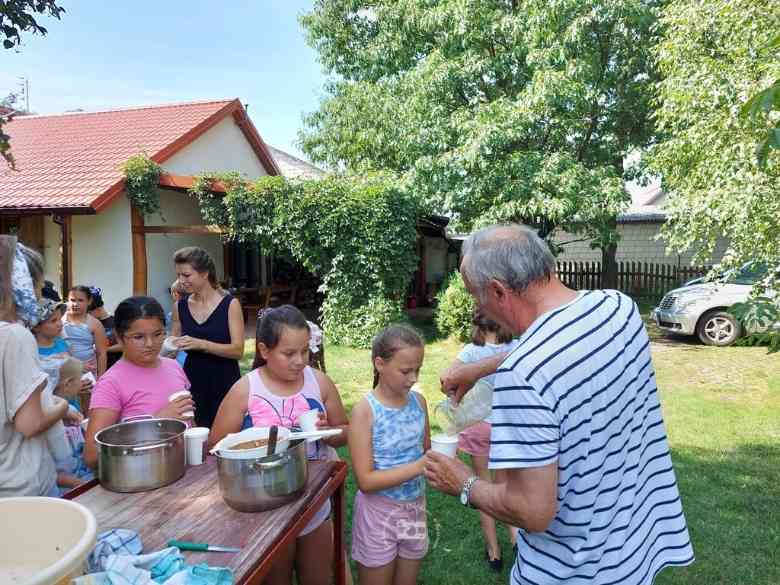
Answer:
[
  {"xmin": 440, "ymin": 362, "xmax": 481, "ymax": 404},
  {"xmin": 440, "ymin": 352, "xmax": 508, "ymax": 403},
  {"xmin": 423, "ymin": 450, "xmax": 473, "ymax": 496}
]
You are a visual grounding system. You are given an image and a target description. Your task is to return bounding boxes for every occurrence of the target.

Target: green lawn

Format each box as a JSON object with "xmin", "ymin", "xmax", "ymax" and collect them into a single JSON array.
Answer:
[{"xmin": 241, "ymin": 311, "xmax": 780, "ymax": 585}]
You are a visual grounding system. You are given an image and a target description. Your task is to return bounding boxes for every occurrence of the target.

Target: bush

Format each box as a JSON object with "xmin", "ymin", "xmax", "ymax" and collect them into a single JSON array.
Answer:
[
  {"xmin": 322, "ymin": 290, "xmax": 406, "ymax": 348},
  {"xmin": 190, "ymin": 172, "xmax": 420, "ymax": 348},
  {"xmin": 435, "ymin": 272, "xmax": 475, "ymax": 342}
]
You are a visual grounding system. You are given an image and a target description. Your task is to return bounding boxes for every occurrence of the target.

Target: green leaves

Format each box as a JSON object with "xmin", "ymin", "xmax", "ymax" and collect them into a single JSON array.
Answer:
[
  {"xmin": 122, "ymin": 154, "xmax": 163, "ymax": 217},
  {"xmin": 434, "ymin": 272, "xmax": 475, "ymax": 342},
  {"xmin": 189, "ymin": 173, "xmax": 422, "ymax": 347},
  {"xmin": 650, "ymin": 0, "xmax": 780, "ymax": 351},
  {"xmin": 299, "ymin": 0, "xmax": 661, "ymax": 249}
]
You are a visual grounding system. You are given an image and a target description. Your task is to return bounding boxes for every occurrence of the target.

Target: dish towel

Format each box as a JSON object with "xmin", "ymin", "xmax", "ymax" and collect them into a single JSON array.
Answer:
[{"xmin": 77, "ymin": 530, "xmax": 233, "ymax": 585}]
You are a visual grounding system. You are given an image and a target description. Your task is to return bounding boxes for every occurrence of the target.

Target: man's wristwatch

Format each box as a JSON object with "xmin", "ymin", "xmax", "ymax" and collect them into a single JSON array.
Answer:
[{"xmin": 460, "ymin": 475, "xmax": 479, "ymax": 507}]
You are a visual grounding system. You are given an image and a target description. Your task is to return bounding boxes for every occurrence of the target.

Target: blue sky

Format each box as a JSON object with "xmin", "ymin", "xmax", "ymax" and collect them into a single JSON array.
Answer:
[{"xmin": 0, "ymin": 1, "xmax": 327, "ymax": 158}]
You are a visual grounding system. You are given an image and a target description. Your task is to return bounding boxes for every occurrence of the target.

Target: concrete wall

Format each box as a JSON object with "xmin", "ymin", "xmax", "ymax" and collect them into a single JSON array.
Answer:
[
  {"xmin": 71, "ymin": 197, "xmax": 133, "ymax": 312},
  {"xmin": 555, "ymin": 223, "xmax": 730, "ymax": 266},
  {"xmin": 162, "ymin": 116, "xmax": 269, "ymax": 179}
]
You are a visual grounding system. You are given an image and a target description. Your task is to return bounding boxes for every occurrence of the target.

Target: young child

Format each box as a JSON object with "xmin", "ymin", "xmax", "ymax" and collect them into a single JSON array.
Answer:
[
  {"xmin": 456, "ymin": 310, "xmax": 519, "ymax": 571},
  {"xmin": 51, "ymin": 357, "xmax": 94, "ymax": 492},
  {"xmin": 63, "ymin": 285, "xmax": 108, "ymax": 377},
  {"xmin": 209, "ymin": 305, "xmax": 349, "ymax": 585},
  {"xmin": 33, "ymin": 298, "xmax": 83, "ymax": 413},
  {"xmin": 349, "ymin": 325, "xmax": 431, "ymax": 585},
  {"xmin": 83, "ymin": 296, "xmax": 193, "ymax": 469}
]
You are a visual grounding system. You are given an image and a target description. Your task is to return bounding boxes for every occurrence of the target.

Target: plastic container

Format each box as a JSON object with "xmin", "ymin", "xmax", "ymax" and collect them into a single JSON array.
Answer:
[
  {"xmin": 0, "ymin": 497, "xmax": 97, "ymax": 585},
  {"xmin": 434, "ymin": 378, "xmax": 494, "ymax": 435}
]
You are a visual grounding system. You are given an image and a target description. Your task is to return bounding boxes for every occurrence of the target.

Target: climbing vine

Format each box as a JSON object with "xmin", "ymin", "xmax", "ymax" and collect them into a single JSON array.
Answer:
[
  {"xmin": 189, "ymin": 172, "xmax": 422, "ymax": 347},
  {"xmin": 123, "ymin": 154, "xmax": 163, "ymax": 216}
]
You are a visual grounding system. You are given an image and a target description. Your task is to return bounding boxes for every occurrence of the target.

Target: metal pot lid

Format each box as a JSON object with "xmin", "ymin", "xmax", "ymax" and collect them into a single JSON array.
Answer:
[{"xmin": 95, "ymin": 418, "xmax": 187, "ymax": 448}]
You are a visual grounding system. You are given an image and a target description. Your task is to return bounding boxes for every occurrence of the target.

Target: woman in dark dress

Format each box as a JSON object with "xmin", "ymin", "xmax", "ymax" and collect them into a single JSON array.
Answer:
[{"xmin": 171, "ymin": 247, "xmax": 244, "ymax": 427}]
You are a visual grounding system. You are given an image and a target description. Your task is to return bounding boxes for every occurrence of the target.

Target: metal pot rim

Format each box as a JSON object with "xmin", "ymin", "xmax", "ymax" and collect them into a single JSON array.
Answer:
[{"xmin": 95, "ymin": 417, "xmax": 187, "ymax": 448}]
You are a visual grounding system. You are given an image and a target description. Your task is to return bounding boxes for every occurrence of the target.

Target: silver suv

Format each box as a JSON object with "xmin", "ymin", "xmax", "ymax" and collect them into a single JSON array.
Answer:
[{"xmin": 652, "ymin": 263, "xmax": 778, "ymax": 346}]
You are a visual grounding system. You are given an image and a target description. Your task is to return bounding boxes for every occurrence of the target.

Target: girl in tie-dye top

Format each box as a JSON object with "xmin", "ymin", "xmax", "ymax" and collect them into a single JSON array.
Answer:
[
  {"xmin": 349, "ymin": 325, "xmax": 431, "ymax": 585},
  {"xmin": 208, "ymin": 305, "xmax": 348, "ymax": 585}
]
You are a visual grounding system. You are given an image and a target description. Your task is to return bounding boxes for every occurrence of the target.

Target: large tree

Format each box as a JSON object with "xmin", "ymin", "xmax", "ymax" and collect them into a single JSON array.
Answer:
[
  {"xmin": 649, "ymin": 0, "xmax": 779, "ymax": 275},
  {"xmin": 300, "ymin": 0, "xmax": 664, "ymax": 285},
  {"xmin": 1, "ymin": 0, "xmax": 64, "ymax": 165}
]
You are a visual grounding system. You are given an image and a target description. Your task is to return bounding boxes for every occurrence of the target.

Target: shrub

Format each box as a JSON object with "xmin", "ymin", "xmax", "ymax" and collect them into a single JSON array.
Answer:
[{"xmin": 435, "ymin": 272, "xmax": 475, "ymax": 342}]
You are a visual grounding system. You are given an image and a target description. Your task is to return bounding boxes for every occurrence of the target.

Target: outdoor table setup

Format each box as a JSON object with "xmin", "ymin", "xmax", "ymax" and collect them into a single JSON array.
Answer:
[{"xmin": 64, "ymin": 419, "xmax": 348, "ymax": 585}]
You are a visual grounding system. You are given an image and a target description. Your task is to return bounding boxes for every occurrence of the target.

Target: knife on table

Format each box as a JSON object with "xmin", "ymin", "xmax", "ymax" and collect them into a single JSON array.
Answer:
[{"xmin": 168, "ymin": 539, "xmax": 241, "ymax": 553}]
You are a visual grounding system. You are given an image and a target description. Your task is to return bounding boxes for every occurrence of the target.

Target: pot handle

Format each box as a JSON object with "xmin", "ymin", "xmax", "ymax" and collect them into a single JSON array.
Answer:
[
  {"xmin": 130, "ymin": 442, "xmax": 174, "ymax": 453},
  {"xmin": 250, "ymin": 455, "xmax": 290, "ymax": 471}
]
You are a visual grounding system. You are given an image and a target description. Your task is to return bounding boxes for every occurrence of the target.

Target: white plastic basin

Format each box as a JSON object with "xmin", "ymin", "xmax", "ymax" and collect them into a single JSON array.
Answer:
[{"xmin": 0, "ymin": 497, "xmax": 97, "ymax": 585}]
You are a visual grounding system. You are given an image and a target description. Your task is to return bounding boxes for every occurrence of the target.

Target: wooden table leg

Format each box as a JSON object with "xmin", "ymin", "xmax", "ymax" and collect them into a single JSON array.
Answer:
[{"xmin": 332, "ymin": 470, "xmax": 346, "ymax": 585}]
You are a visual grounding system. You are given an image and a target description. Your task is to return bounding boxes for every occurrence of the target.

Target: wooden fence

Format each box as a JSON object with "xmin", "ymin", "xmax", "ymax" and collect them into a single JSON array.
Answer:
[{"xmin": 556, "ymin": 261, "xmax": 713, "ymax": 298}]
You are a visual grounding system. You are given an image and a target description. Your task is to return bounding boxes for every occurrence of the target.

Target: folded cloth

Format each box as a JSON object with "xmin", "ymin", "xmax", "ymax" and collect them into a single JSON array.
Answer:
[
  {"xmin": 88, "ymin": 529, "xmax": 143, "ymax": 573},
  {"xmin": 75, "ymin": 546, "xmax": 233, "ymax": 584}
]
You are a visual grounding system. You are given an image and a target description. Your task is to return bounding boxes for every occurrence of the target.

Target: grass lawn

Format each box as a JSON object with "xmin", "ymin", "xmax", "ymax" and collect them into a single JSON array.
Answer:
[{"xmin": 240, "ymin": 309, "xmax": 780, "ymax": 584}]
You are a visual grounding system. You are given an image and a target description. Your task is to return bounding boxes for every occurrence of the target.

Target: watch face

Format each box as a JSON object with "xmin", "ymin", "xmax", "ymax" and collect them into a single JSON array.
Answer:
[{"xmin": 460, "ymin": 491, "xmax": 468, "ymax": 506}]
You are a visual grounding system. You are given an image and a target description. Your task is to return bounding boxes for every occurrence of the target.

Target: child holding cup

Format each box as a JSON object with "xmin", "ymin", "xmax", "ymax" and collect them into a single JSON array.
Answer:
[
  {"xmin": 349, "ymin": 325, "xmax": 431, "ymax": 585},
  {"xmin": 208, "ymin": 305, "xmax": 348, "ymax": 585},
  {"xmin": 83, "ymin": 297, "xmax": 194, "ymax": 469}
]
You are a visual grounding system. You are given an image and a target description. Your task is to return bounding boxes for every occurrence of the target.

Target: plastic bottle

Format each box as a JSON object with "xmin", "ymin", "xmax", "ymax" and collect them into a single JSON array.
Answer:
[{"xmin": 434, "ymin": 378, "xmax": 494, "ymax": 435}]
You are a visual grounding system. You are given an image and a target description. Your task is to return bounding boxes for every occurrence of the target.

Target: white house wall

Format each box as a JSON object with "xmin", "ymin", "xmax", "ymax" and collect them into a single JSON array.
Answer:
[
  {"xmin": 42, "ymin": 215, "xmax": 61, "ymax": 289},
  {"xmin": 162, "ymin": 116, "xmax": 269, "ymax": 179},
  {"xmin": 71, "ymin": 197, "xmax": 133, "ymax": 312},
  {"xmin": 146, "ymin": 232, "xmax": 224, "ymax": 318}
]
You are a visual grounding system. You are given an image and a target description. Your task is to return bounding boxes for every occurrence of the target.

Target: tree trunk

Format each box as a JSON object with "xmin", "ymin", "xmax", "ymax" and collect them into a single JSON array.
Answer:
[{"xmin": 601, "ymin": 217, "xmax": 618, "ymax": 289}]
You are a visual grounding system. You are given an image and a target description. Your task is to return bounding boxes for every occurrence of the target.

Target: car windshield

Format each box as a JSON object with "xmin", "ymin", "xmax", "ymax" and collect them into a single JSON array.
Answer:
[{"xmin": 729, "ymin": 262, "xmax": 768, "ymax": 285}]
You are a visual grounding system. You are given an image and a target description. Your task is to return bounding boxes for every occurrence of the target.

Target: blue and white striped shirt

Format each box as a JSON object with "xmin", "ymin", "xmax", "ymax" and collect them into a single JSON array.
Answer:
[{"xmin": 490, "ymin": 290, "xmax": 694, "ymax": 585}]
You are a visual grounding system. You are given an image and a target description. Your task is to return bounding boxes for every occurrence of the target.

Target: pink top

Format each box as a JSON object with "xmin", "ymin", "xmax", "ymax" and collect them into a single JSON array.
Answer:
[
  {"xmin": 247, "ymin": 366, "xmax": 333, "ymax": 460},
  {"xmin": 89, "ymin": 357, "xmax": 190, "ymax": 420}
]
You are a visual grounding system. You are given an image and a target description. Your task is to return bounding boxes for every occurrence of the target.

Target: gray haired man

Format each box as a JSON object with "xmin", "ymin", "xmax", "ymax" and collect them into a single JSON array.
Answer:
[{"xmin": 424, "ymin": 224, "xmax": 693, "ymax": 585}]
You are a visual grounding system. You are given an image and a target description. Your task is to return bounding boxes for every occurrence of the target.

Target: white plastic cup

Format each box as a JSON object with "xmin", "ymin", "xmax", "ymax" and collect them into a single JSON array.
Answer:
[
  {"xmin": 431, "ymin": 434, "xmax": 458, "ymax": 457},
  {"xmin": 297, "ymin": 409, "xmax": 320, "ymax": 433},
  {"xmin": 184, "ymin": 427, "xmax": 210, "ymax": 465},
  {"xmin": 169, "ymin": 390, "xmax": 194, "ymax": 419}
]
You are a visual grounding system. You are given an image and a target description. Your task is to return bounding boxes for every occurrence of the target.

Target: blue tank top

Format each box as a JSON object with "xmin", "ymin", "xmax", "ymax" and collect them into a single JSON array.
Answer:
[
  {"xmin": 62, "ymin": 320, "xmax": 95, "ymax": 363},
  {"xmin": 366, "ymin": 391, "xmax": 425, "ymax": 501}
]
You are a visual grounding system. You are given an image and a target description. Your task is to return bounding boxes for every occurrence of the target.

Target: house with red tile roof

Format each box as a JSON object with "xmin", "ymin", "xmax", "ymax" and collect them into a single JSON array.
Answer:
[{"xmin": 0, "ymin": 98, "xmax": 286, "ymax": 312}]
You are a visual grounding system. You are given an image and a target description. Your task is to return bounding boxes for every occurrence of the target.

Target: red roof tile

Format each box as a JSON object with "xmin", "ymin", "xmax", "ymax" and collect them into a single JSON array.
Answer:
[{"xmin": 0, "ymin": 99, "xmax": 278, "ymax": 212}]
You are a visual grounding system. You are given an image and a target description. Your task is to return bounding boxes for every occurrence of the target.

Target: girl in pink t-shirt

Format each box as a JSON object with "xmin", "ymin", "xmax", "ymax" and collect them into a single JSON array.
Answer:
[
  {"xmin": 209, "ymin": 305, "xmax": 348, "ymax": 585},
  {"xmin": 83, "ymin": 296, "xmax": 194, "ymax": 469}
]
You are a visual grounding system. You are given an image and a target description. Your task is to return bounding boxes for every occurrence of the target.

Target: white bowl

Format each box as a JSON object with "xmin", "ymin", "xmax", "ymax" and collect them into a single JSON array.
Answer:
[
  {"xmin": 213, "ymin": 426, "xmax": 292, "ymax": 459},
  {"xmin": 0, "ymin": 497, "xmax": 97, "ymax": 585}
]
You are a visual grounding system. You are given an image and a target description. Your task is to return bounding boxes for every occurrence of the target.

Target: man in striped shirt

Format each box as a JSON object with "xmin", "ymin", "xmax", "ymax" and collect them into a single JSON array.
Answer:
[{"xmin": 424, "ymin": 224, "xmax": 693, "ymax": 585}]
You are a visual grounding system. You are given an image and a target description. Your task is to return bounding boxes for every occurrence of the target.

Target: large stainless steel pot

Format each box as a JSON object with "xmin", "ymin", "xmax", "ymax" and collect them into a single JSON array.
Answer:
[
  {"xmin": 216, "ymin": 439, "xmax": 308, "ymax": 512},
  {"xmin": 95, "ymin": 418, "xmax": 186, "ymax": 493}
]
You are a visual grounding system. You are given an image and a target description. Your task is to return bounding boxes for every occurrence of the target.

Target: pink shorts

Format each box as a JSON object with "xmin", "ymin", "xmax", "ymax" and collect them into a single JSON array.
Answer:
[
  {"xmin": 458, "ymin": 421, "xmax": 491, "ymax": 457},
  {"xmin": 351, "ymin": 491, "xmax": 428, "ymax": 567}
]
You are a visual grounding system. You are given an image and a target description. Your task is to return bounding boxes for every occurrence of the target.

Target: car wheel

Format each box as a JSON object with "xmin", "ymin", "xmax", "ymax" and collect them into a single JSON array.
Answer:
[{"xmin": 696, "ymin": 310, "xmax": 742, "ymax": 346}]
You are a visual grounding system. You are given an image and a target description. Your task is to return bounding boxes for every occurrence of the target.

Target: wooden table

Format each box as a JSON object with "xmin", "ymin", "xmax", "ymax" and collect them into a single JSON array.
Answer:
[{"xmin": 65, "ymin": 458, "xmax": 348, "ymax": 585}]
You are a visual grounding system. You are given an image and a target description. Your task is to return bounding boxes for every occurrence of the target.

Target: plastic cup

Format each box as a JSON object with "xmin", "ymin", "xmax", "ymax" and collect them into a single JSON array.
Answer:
[
  {"xmin": 297, "ymin": 409, "xmax": 320, "ymax": 433},
  {"xmin": 184, "ymin": 427, "xmax": 210, "ymax": 465},
  {"xmin": 169, "ymin": 390, "xmax": 194, "ymax": 419},
  {"xmin": 431, "ymin": 434, "xmax": 458, "ymax": 457}
]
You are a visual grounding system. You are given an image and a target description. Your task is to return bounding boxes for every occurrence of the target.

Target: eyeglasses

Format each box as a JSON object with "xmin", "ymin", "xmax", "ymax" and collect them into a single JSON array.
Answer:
[{"xmin": 124, "ymin": 331, "xmax": 166, "ymax": 346}]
